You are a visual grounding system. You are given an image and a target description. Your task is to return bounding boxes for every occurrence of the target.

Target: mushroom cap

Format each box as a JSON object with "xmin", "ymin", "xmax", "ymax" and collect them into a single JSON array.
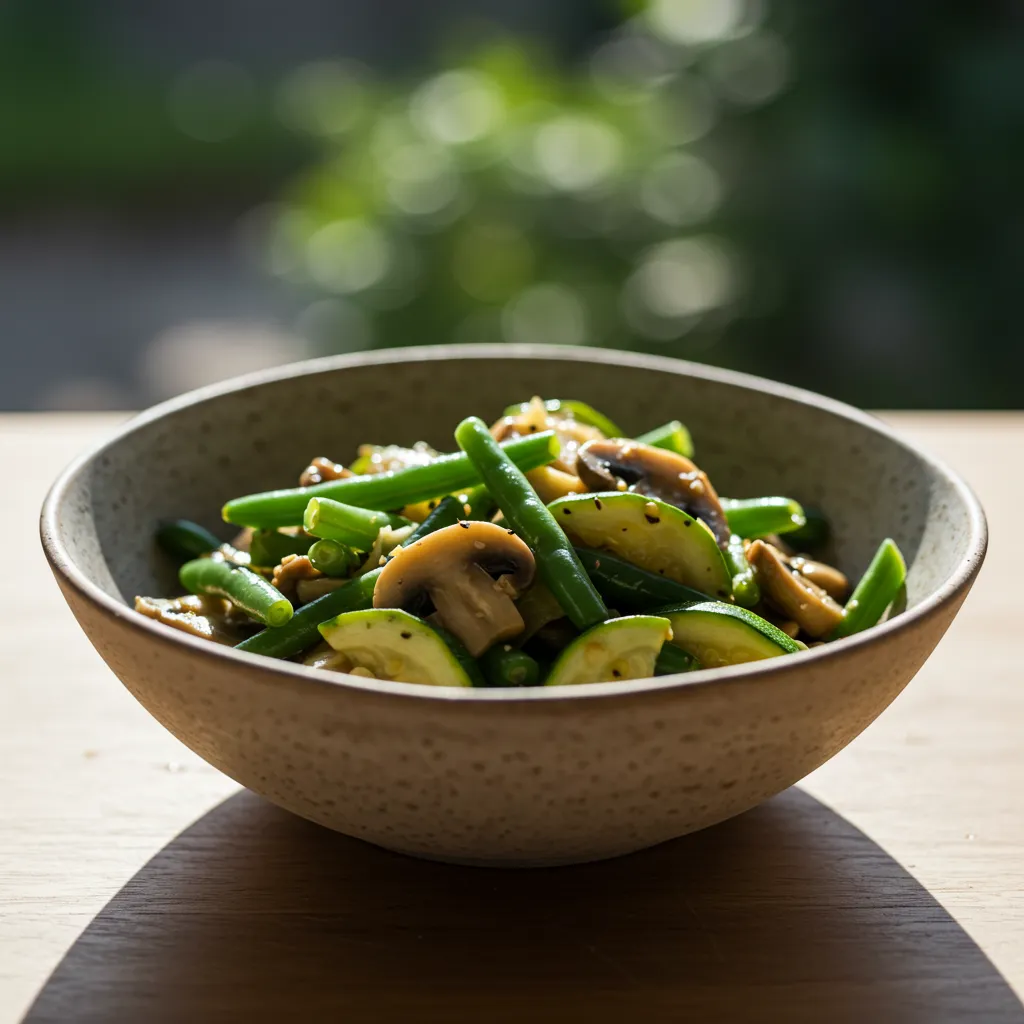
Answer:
[
  {"xmin": 373, "ymin": 521, "xmax": 536, "ymax": 613},
  {"xmin": 576, "ymin": 439, "xmax": 731, "ymax": 548}
]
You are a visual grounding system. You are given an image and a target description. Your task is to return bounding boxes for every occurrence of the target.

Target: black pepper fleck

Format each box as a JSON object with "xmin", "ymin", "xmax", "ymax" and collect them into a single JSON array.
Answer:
[
  {"xmin": 644, "ymin": 514, "xmax": 660, "ymax": 524},
  {"xmin": 400, "ymin": 631, "xmax": 412, "ymax": 639},
  {"xmin": 594, "ymin": 497, "xmax": 603, "ymax": 510},
  {"xmin": 458, "ymin": 521, "xmax": 470, "ymax": 529}
]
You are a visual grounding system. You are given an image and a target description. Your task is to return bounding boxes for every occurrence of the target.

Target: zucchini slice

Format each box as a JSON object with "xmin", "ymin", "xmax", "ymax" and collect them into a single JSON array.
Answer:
[
  {"xmin": 549, "ymin": 492, "xmax": 732, "ymax": 599},
  {"xmin": 545, "ymin": 614, "xmax": 672, "ymax": 686},
  {"xmin": 655, "ymin": 601, "xmax": 805, "ymax": 667},
  {"xmin": 318, "ymin": 608, "xmax": 473, "ymax": 686}
]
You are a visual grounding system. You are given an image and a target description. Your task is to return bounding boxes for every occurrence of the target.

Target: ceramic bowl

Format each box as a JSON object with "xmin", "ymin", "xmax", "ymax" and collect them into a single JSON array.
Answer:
[{"xmin": 41, "ymin": 345, "xmax": 987, "ymax": 867}]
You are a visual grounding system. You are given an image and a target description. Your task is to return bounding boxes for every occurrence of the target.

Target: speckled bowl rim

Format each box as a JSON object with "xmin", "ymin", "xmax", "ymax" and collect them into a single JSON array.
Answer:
[{"xmin": 41, "ymin": 344, "xmax": 988, "ymax": 705}]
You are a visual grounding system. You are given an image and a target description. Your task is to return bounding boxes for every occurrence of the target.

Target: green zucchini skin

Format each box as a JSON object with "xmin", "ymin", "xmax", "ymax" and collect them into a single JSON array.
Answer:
[
  {"xmin": 655, "ymin": 601, "xmax": 805, "ymax": 667},
  {"xmin": 549, "ymin": 492, "xmax": 732, "ymax": 599},
  {"xmin": 544, "ymin": 615, "xmax": 672, "ymax": 686},
  {"xmin": 574, "ymin": 547, "xmax": 711, "ymax": 610},
  {"xmin": 318, "ymin": 608, "xmax": 474, "ymax": 687}
]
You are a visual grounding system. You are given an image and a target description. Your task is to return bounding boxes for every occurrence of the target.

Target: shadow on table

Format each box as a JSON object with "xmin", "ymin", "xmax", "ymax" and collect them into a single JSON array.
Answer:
[{"xmin": 23, "ymin": 787, "xmax": 1023, "ymax": 1024}]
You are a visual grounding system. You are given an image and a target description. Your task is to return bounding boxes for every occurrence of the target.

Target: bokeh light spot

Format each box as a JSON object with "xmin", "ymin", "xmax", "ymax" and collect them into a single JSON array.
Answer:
[
  {"xmin": 644, "ymin": 75, "xmax": 717, "ymax": 144},
  {"xmin": 646, "ymin": 0, "xmax": 745, "ymax": 45},
  {"xmin": 502, "ymin": 284, "xmax": 588, "ymax": 346},
  {"xmin": 276, "ymin": 60, "xmax": 368, "ymax": 136},
  {"xmin": 640, "ymin": 152, "xmax": 722, "ymax": 225},
  {"xmin": 411, "ymin": 70, "xmax": 504, "ymax": 145},
  {"xmin": 590, "ymin": 34, "xmax": 677, "ymax": 101},
  {"xmin": 704, "ymin": 32, "xmax": 789, "ymax": 106},
  {"xmin": 306, "ymin": 220, "xmax": 391, "ymax": 294},
  {"xmin": 383, "ymin": 143, "xmax": 461, "ymax": 217},
  {"xmin": 534, "ymin": 116, "xmax": 623, "ymax": 192},
  {"xmin": 623, "ymin": 236, "xmax": 734, "ymax": 337}
]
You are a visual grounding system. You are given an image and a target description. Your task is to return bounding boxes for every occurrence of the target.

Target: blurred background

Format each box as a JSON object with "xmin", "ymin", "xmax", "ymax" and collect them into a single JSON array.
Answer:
[{"xmin": 1, "ymin": 0, "xmax": 1022, "ymax": 412}]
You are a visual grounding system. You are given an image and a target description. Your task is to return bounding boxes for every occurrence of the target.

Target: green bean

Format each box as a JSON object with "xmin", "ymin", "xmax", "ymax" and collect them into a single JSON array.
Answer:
[
  {"xmin": 249, "ymin": 529, "xmax": 314, "ymax": 567},
  {"xmin": 480, "ymin": 644, "xmax": 541, "ymax": 687},
  {"xmin": 222, "ymin": 432, "xmax": 559, "ymax": 529},
  {"xmin": 573, "ymin": 547, "xmax": 710, "ymax": 611},
  {"xmin": 235, "ymin": 496, "xmax": 465, "ymax": 659},
  {"xmin": 156, "ymin": 519, "xmax": 224, "ymax": 562},
  {"xmin": 830, "ymin": 538, "xmax": 907, "ymax": 639},
  {"xmin": 655, "ymin": 643, "xmax": 700, "ymax": 676},
  {"xmin": 502, "ymin": 398, "xmax": 623, "ymax": 438},
  {"xmin": 304, "ymin": 498, "xmax": 411, "ymax": 550},
  {"xmin": 180, "ymin": 558, "xmax": 293, "ymax": 627},
  {"xmin": 454, "ymin": 484, "xmax": 496, "ymax": 521},
  {"xmin": 724, "ymin": 534, "xmax": 760, "ymax": 608},
  {"xmin": 785, "ymin": 506, "xmax": 831, "ymax": 551},
  {"xmin": 307, "ymin": 539, "xmax": 359, "ymax": 577},
  {"xmin": 721, "ymin": 496, "xmax": 806, "ymax": 538},
  {"xmin": 636, "ymin": 420, "xmax": 694, "ymax": 459},
  {"xmin": 455, "ymin": 417, "xmax": 609, "ymax": 631}
]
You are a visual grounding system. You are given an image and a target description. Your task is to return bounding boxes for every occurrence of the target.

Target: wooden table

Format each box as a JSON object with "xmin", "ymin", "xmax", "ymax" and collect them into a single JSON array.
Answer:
[{"xmin": 1, "ymin": 413, "xmax": 1021, "ymax": 1023}]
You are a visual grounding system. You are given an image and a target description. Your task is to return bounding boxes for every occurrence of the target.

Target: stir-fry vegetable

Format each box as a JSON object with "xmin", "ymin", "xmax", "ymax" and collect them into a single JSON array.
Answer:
[
  {"xmin": 179, "ymin": 558, "xmax": 293, "ymax": 628},
  {"xmin": 136, "ymin": 394, "xmax": 907, "ymax": 687},
  {"xmin": 156, "ymin": 519, "xmax": 224, "ymax": 562},
  {"xmin": 573, "ymin": 547, "xmax": 709, "ymax": 610},
  {"xmin": 720, "ymin": 496, "xmax": 806, "ymax": 538},
  {"xmin": 249, "ymin": 529, "xmax": 315, "ymax": 568},
  {"xmin": 307, "ymin": 539, "xmax": 359, "ymax": 577},
  {"xmin": 635, "ymin": 420, "xmax": 695, "ymax": 459},
  {"xmin": 223, "ymin": 431, "xmax": 559, "ymax": 529},
  {"xmin": 304, "ymin": 498, "xmax": 411, "ymax": 549},
  {"xmin": 830, "ymin": 538, "xmax": 907, "ymax": 639},
  {"xmin": 480, "ymin": 645, "xmax": 542, "ymax": 687},
  {"xmin": 454, "ymin": 415, "xmax": 609, "ymax": 632},
  {"xmin": 724, "ymin": 534, "xmax": 761, "ymax": 608}
]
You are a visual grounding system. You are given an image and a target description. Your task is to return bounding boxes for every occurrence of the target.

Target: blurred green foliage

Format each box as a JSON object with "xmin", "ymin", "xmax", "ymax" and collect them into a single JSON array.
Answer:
[
  {"xmin": 272, "ymin": 6, "xmax": 765, "ymax": 360},
  {"xmin": 3, "ymin": 0, "xmax": 1022, "ymax": 407}
]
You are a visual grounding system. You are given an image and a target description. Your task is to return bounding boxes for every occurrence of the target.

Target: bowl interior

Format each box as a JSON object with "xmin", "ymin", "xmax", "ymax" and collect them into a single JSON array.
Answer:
[{"xmin": 52, "ymin": 348, "xmax": 969, "ymax": 622}]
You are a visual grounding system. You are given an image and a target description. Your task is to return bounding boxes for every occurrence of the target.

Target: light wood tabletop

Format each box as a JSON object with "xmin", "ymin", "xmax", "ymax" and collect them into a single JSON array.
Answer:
[{"xmin": 1, "ymin": 412, "xmax": 1021, "ymax": 1024}]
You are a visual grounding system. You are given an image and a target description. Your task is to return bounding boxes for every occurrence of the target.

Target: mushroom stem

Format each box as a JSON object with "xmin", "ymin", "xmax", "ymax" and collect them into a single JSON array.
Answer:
[{"xmin": 429, "ymin": 563, "xmax": 526, "ymax": 657}]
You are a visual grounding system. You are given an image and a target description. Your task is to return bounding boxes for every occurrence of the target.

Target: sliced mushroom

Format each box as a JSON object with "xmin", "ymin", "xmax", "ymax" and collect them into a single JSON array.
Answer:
[
  {"xmin": 299, "ymin": 457, "xmax": 351, "ymax": 487},
  {"xmin": 788, "ymin": 556, "xmax": 849, "ymax": 602},
  {"xmin": 491, "ymin": 396, "xmax": 605, "ymax": 475},
  {"xmin": 746, "ymin": 539, "xmax": 844, "ymax": 639},
  {"xmin": 373, "ymin": 521, "xmax": 536, "ymax": 656},
  {"xmin": 134, "ymin": 594, "xmax": 252, "ymax": 645},
  {"xmin": 271, "ymin": 554, "xmax": 322, "ymax": 601},
  {"xmin": 576, "ymin": 439, "xmax": 731, "ymax": 548}
]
